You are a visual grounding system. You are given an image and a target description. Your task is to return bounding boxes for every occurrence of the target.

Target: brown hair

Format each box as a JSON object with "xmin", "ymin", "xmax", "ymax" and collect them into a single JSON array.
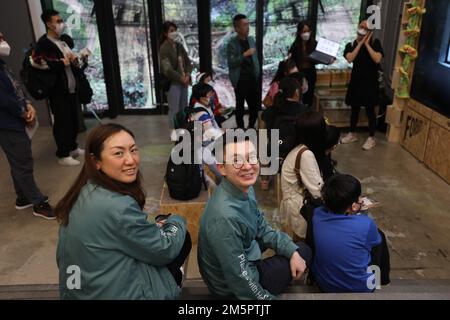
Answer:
[
  {"xmin": 54, "ymin": 124, "xmax": 146, "ymax": 226},
  {"xmin": 159, "ymin": 21, "xmax": 177, "ymax": 46}
]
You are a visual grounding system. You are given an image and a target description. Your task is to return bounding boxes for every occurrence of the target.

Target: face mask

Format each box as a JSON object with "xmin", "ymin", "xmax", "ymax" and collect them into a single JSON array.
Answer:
[
  {"xmin": 357, "ymin": 28, "xmax": 368, "ymax": 37},
  {"xmin": 0, "ymin": 41, "xmax": 11, "ymax": 57},
  {"xmin": 168, "ymin": 31, "xmax": 178, "ymax": 41},
  {"xmin": 301, "ymin": 32, "xmax": 311, "ymax": 41},
  {"xmin": 207, "ymin": 80, "xmax": 215, "ymax": 87},
  {"xmin": 54, "ymin": 22, "xmax": 65, "ymax": 36}
]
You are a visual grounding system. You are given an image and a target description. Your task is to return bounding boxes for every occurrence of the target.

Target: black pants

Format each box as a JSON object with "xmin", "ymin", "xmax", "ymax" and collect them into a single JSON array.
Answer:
[
  {"xmin": 234, "ymin": 77, "xmax": 260, "ymax": 129},
  {"xmin": 48, "ymin": 93, "xmax": 79, "ymax": 158},
  {"xmin": 0, "ymin": 130, "xmax": 46, "ymax": 205},
  {"xmin": 350, "ymin": 104, "xmax": 377, "ymax": 137},
  {"xmin": 302, "ymin": 67, "xmax": 317, "ymax": 107},
  {"xmin": 167, "ymin": 232, "xmax": 192, "ymax": 286},
  {"xmin": 256, "ymin": 241, "xmax": 312, "ymax": 295},
  {"xmin": 370, "ymin": 229, "xmax": 391, "ymax": 285}
]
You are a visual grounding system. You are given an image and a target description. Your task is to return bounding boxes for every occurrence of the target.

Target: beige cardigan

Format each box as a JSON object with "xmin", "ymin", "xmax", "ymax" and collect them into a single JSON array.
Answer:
[{"xmin": 280, "ymin": 144, "xmax": 323, "ymax": 238}]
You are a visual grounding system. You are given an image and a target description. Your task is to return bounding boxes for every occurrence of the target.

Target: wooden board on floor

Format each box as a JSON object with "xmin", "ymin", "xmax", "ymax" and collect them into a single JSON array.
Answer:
[
  {"xmin": 159, "ymin": 182, "xmax": 209, "ymax": 245},
  {"xmin": 401, "ymin": 104, "xmax": 432, "ymax": 162},
  {"xmin": 424, "ymin": 122, "xmax": 450, "ymax": 184}
]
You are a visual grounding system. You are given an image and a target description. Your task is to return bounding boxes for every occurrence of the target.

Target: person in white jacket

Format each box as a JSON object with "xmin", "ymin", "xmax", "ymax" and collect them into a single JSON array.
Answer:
[
  {"xmin": 280, "ymin": 111, "xmax": 327, "ymax": 239},
  {"xmin": 189, "ymin": 83, "xmax": 224, "ymax": 181}
]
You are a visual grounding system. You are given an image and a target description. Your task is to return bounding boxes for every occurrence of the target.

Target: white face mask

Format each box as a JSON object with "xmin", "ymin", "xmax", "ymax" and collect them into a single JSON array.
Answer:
[
  {"xmin": 167, "ymin": 31, "xmax": 178, "ymax": 41},
  {"xmin": 0, "ymin": 41, "xmax": 11, "ymax": 57},
  {"xmin": 301, "ymin": 32, "xmax": 311, "ymax": 41},
  {"xmin": 357, "ymin": 28, "xmax": 368, "ymax": 37},
  {"xmin": 54, "ymin": 22, "xmax": 65, "ymax": 36}
]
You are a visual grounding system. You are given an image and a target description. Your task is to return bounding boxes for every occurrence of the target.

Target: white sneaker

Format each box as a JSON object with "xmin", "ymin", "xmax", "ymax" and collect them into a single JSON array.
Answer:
[
  {"xmin": 70, "ymin": 148, "xmax": 85, "ymax": 158},
  {"xmin": 362, "ymin": 137, "xmax": 376, "ymax": 151},
  {"xmin": 341, "ymin": 132, "xmax": 358, "ymax": 144},
  {"xmin": 58, "ymin": 156, "xmax": 81, "ymax": 166},
  {"xmin": 170, "ymin": 130, "xmax": 178, "ymax": 142}
]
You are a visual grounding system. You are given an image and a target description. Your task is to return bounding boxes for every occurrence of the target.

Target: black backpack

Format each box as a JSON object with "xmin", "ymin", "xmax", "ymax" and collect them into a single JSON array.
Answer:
[
  {"xmin": 272, "ymin": 115, "xmax": 297, "ymax": 162},
  {"xmin": 173, "ymin": 105, "xmax": 209, "ymax": 131},
  {"xmin": 165, "ymin": 156, "xmax": 207, "ymax": 201},
  {"xmin": 20, "ymin": 46, "xmax": 56, "ymax": 100}
]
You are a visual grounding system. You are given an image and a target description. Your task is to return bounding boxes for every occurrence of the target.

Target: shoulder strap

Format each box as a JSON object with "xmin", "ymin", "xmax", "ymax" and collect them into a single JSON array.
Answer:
[{"xmin": 294, "ymin": 145, "xmax": 309, "ymax": 185}]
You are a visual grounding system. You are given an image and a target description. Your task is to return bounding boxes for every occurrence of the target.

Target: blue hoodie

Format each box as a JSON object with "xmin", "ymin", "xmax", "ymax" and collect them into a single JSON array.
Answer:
[
  {"xmin": 312, "ymin": 206, "xmax": 381, "ymax": 293},
  {"xmin": 0, "ymin": 59, "xmax": 27, "ymax": 132}
]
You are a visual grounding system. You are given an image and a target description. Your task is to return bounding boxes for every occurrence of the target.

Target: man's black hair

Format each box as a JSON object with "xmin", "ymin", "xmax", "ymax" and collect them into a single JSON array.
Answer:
[
  {"xmin": 41, "ymin": 9, "xmax": 60, "ymax": 26},
  {"xmin": 233, "ymin": 14, "xmax": 247, "ymax": 28},
  {"xmin": 322, "ymin": 174, "xmax": 362, "ymax": 214},
  {"xmin": 192, "ymin": 83, "xmax": 214, "ymax": 101}
]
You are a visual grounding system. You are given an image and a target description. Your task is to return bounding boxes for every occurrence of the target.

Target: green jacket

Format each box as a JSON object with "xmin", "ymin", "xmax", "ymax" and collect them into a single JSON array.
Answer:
[
  {"xmin": 159, "ymin": 40, "xmax": 193, "ymax": 85},
  {"xmin": 57, "ymin": 183, "xmax": 186, "ymax": 300},
  {"xmin": 198, "ymin": 178, "xmax": 298, "ymax": 300},
  {"xmin": 226, "ymin": 35, "xmax": 260, "ymax": 88}
]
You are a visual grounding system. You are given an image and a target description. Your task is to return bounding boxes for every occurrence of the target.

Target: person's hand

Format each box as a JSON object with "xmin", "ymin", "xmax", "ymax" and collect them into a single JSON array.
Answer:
[
  {"xmin": 22, "ymin": 104, "xmax": 36, "ymax": 123},
  {"xmin": 60, "ymin": 57, "xmax": 70, "ymax": 67},
  {"xmin": 183, "ymin": 75, "xmax": 191, "ymax": 86},
  {"xmin": 290, "ymin": 251, "xmax": 307, "ymax": 280},
  {"xmin": 364, "ymin": 32, "xmax": 373, "ymax": 47},
  {"xmin": 243, "ymin": 48, "xmax": 256, "ymax": 58},
  {"xmin": 156, "ymin": 220, "xmax": 167, "ymax": 228}
]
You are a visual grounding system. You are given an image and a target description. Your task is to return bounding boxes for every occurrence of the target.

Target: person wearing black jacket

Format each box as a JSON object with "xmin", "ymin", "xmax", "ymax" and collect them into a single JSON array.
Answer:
[
  {"xmin": 34, "ymin": 10, "xmax": 84, "ymax": 166},
  {"xmin": 0, "ymin": 31, "xmax": 54, "ymax": 219},
  {"xmin": 288, "ymin": 21, "xmax": 318, "ymax": 107}
]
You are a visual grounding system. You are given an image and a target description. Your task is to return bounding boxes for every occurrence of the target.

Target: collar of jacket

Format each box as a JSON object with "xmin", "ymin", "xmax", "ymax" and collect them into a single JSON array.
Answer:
[{"xmin": 221, "ymin": 178, "xmax": 251, "ymax": 201}]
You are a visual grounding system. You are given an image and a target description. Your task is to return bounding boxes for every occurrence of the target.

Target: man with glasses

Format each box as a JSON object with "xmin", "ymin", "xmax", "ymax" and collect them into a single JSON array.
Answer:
[{"xmin": 197, "ymin": 137, "xmax": 312, "ymax": 300}]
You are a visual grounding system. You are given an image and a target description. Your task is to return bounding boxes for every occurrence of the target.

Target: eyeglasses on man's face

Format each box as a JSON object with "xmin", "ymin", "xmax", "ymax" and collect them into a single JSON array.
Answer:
[{"xmin": 228, "ymin": 154, "xmax": 259, "ymax": 170}]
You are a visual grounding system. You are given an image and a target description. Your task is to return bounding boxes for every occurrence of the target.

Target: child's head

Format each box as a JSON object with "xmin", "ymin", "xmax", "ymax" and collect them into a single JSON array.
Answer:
[
  {"xmin": 192, "ymin": 83, "xmax": 214, "ymax": 106},
  {"xmin": 196, "ymin": 72, "xmax": 213, "ymax": 85},
  {"xmin": 322, "ymin": 174, "xmax": 362, "ymax": 214}
]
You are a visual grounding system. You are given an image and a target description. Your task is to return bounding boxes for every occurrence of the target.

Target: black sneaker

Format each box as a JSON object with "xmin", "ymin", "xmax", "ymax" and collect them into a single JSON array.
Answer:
[
  {"xmin": 32, "ymin": 201, "xmax": 56, "ymax": 220},
  {"xmin": 16, "ymin": 196, "xmax": 48, "ymax": 210},
  {"xmin": 15, "ymin": 198, "xmax": 33, "ymax": 210}
]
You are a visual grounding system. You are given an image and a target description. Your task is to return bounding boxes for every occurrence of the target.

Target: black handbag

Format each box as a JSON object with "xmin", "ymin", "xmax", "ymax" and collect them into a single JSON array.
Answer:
[{"xmin": 76, "ymin": 71, "xmax": 93, "ymax": 104}]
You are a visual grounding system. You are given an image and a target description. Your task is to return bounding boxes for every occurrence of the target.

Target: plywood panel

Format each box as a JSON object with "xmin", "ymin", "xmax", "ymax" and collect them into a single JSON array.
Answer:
[
  {"xmin": 432, "ymin": 112, "xmax": 450, "ymax": 131},
  {"xmin": 408, "ymin": 99, "xmax": 433, "ymax": 119},
  {"xmin": 401, "ymin": 107, "xmax": 431, "ymax": 162},
  {"xmin": 160, "ymin": 182, "xmax": 209, "ymax": 245},
  {"xmin": 424, "ymin": 123, "xmax": 450, "ymax": 184}
]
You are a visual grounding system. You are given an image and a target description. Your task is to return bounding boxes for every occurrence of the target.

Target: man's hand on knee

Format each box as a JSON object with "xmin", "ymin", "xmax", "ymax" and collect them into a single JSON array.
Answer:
[{"xmin": 290, "ymin": 251, "xmax": 306, "ymax": 280}]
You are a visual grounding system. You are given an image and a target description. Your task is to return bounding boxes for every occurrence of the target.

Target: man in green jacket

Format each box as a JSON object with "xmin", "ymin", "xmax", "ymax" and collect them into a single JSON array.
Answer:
[
  {"xmin": 198, "ymin": 138, "xmax": 312, "ymax": 300},
  {"xmin": 227, "ymin": 14, "xmax": 261, "ymax": 129}
]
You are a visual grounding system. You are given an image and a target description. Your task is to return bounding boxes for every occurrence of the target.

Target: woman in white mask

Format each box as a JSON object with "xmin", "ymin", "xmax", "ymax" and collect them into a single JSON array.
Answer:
[
  {"xmin": 288, "ymin": 21, "xmax": 320, "ymax": 107},
  {"xmin": 341, "ymin": 20, "xmax": 384, "ymax": 151},
  {"xmin": 159, "ymin": 21, "xmax": 193, "ymax": 141}
]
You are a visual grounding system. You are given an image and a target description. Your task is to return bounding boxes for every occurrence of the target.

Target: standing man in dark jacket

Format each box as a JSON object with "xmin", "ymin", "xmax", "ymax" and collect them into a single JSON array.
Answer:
[
  {"xmin": 34, "ymin": 10, "xmax": 84, "ymax": 166},
  {"xmin": 0, "ymin": 31, "xmax": 54, "ymax": 219},
  {"xmin": 227, "ymin": 14, "xmax": 260, "ymax": 129}
]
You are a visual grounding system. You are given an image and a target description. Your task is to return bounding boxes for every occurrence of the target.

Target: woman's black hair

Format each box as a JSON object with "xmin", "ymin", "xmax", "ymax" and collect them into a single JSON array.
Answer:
[
  {"xmin": 322, "ymin": 174, "xmax": 362, "ymax": 214},
  {"xmin": 293, "ymin": 20, "xmax": 316, "ymax": 57},
  {"xmin": 159, "ymin": 21, "xmax": 177, "ymax": 46},
  {"xmin": 295, "ymin": 111, "xmax": 327, "ymax": 167},
  {"xmin": 324, "ymin": 125, "xmax": 341, "ymax": 151},
  {"xmin": 272, "ymin": 77, "xmax": 300, "ymax": 112},
  {"xmin": 270, "ymin": 58, "xmax": 298, "ymax": 84}
]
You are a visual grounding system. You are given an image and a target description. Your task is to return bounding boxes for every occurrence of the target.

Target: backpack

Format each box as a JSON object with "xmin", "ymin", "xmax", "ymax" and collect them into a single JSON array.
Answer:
[
  {"xmin": 272, "ymin": 115, "xmax": 297, "ymax": 162},
  {"xmin": 165, "ymin": 152, "xmax": 207, "ymax": 201},
  {"xmin": 20, "ymin": 47, "xmax": 56, "ymax": 100},
  {"xmin": 173, "ymin": 105, "xmax": 209, "ymax": 131}
]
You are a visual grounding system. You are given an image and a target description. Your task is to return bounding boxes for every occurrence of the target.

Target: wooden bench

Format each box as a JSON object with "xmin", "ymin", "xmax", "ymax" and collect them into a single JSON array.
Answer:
[{"xmin": 159, "ymin": 182, "xmax": 211, "ymax": 245}]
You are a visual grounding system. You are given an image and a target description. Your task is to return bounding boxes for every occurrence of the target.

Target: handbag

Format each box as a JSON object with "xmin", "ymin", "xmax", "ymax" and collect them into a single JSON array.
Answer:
[{"xmin": 76, "ymin": 71, "xmax": 93, "ymax": 104}]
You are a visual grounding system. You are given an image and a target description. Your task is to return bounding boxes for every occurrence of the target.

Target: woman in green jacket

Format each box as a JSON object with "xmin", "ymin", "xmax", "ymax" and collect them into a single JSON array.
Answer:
[{"xmin": 55, "ymin": 123, "xmax": 191, "ymax": 299}]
